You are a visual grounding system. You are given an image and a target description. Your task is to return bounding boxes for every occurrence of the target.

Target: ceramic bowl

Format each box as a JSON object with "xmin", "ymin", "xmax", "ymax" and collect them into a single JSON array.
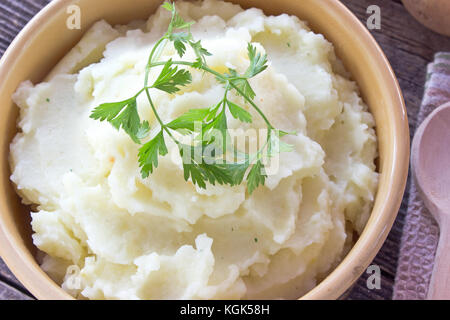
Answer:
[{"xmin": 0, "ymin": 0, "xmax": 409, "ymax": 299}]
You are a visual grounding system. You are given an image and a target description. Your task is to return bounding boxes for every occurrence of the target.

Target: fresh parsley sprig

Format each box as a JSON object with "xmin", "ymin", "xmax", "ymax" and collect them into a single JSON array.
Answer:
[{"xmin": 90, "ymin": 1, "xmax": 295, "ymax": 194}]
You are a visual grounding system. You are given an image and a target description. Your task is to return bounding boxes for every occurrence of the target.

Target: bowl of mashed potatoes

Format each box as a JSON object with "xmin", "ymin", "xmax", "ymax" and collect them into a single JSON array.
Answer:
[{"xmin": 0, "ymin": 0, "xmax": 409, "ymax": 300}]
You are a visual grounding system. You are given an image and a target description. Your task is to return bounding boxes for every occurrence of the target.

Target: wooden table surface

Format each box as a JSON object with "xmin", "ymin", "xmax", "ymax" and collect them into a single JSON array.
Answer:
[{"xmin": 1, "ymin": 0, "xmax": 450, "ymax": 300}]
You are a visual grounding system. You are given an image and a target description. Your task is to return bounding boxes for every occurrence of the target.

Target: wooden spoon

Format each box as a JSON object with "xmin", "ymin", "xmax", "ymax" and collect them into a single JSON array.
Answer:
[{"xmin": 412, "ymin": 102, "xmax": 450, "ymax": 300}]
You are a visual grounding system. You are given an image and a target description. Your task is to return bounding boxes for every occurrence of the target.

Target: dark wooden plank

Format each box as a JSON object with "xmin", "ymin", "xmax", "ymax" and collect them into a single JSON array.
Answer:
[
  {"xmin": 0, "ymin": 258, "xmax": 34, "ymax": 299},
  {"xmin": 0, "ymin": 258, "xmax": 27, "ymax": 292},
  {"xmin": 0, "ymin": 281, "xmax": 32, "ymax": 300}
]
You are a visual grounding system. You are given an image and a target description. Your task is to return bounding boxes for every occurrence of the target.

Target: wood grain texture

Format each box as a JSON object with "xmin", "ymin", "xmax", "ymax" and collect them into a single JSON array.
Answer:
[
  {"xmin": 0, "ymin": 280, "xmax": 32, "ymax": 300},
  {"xmin": 0, "ymin": 259, "xmax": 26, "ymax": 291},
  {"xmin": 0, "ymin": 0, "xmax": 449, "ymax": 300}
]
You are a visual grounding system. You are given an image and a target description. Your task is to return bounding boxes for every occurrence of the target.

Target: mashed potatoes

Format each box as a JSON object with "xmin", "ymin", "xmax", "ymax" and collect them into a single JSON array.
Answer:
[{"xmin": 9, "ymin": 0, "xmax": 378, "ymax": 299}]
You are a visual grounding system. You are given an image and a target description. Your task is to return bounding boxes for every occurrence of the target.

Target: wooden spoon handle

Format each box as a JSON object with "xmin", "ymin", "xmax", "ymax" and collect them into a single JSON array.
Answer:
[{"xmin": 427, "ymin": 215, "xmax": 450, "ymax": 300}]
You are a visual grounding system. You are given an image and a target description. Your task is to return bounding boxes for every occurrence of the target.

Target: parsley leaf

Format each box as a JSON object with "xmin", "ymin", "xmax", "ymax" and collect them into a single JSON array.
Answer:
[
  {"xmin": 199, "ymin": 162, "xmax": 234, "ymax": 186},
  {"xmin": 166, "ymin": 108, "xmax": 210, "ymax": 132},
  {"xmin": 161, "ymin": 2, "xmax": 174, "ymax": 12},
  {"xmin": 164, "ymin": 2, "xmax": 194, "ymax": 33},
  {"xmin": 182, "ymin": 162, "xmax": 207, "ymax": 189},
  {"xmin": 90, "ymin": 98, "xmax": 133, "ymax": 122},
  {"xmin": 152, "ymin": 59, "xmax": 192, "ymax": 94},
  {"xmin": 245, "ymin": 43, "xmax": 268, "ymax": 78},
  {"xmin": 170, "ymin": 32, "xmax": 191, "ymax": 57},
  {"xmin": 230, "ymin": 77, "xmax": 256, "ymax": 100},
  {"xmin": 136, "ymin": 120, "xmax": 151, "ymax": 140},
  {"xmin": 90, "ymin": 98, "xmax": 143, "ymax": 143},
  {"xmin": 247, "ymin": 160, "xmax": 266, "ymax": 194},
  {"xmin": 205, "ymin": 102, "xmax": 221, "ymax": 121},
  {"xmin": 191, "ymin": 58, "xmax": 204, "ymax": 69},
  {"xmin": 171, "ymin": 12, "xmax": 194, "ymax": 30},
  {"xmin": 190, "ymin": 40, "xmax": 212, "ymax": 64},
  {"xmin": 222, "ymin": 44, "xmax": 268, "ymax": 101},
  {"xmin": 218, "ymin": 161, "xmax": 250, "ymax": 186},
  {"xmin": 224, "ymin": 69, "xmax": 257, "ymax": 100},
  {"xmin": 109, "ymin": 99, "xmax": 138, "ymax": 131},
  {"xmin": 202, "ymin": 110, "xmax": 229, "ymax": 151},
  {"xmin": 180, "ymin": 144, "xmax": 247, "ymax": 189},
  {"xmin": 138, "ymin": 130, "xmax": 168, "ymax": 178},
  {"xmin": 227, "ymin": 100, "xmax": 252, "ymax": 123}
]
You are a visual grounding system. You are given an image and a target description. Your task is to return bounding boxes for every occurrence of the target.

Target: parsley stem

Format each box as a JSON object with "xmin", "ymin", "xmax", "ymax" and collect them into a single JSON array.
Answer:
[
  {"xmin": 143, "ymin": 36, "xmax": 181, "ymax": 145},
  {"xmin": 144, "ymin": 88, "xmax": 179, "ymax": 143},
  {"xmin": 144, "ymin": 36, "xmax": 168, "ymax": 85}
]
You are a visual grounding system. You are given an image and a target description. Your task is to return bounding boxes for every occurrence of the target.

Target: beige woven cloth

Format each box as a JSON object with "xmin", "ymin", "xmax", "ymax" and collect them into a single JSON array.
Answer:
[{"xmin": 393, "ymin": 52, "xmax": 450, "ymax": 300}]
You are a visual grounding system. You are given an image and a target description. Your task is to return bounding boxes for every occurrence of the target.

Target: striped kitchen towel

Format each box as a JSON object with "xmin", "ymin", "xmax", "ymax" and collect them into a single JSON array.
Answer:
[{"xmin": 393, "ymin": 52, "xmax": 450, "ymax": 300}]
